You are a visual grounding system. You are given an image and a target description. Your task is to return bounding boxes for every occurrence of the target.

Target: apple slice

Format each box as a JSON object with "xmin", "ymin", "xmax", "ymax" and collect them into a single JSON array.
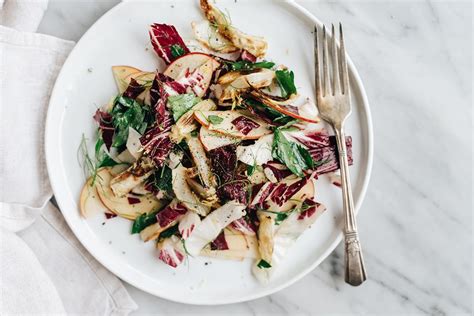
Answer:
[
  {"xmin": 163, "ymin": 52, "xmax": 220, "ymax": 97},
  {"xmin": 126, "ymin": 71, "xmax": 154, "ymax": 84},
  {"xmin": 200, "ymin": 228, "xmax": 258, "ymax": 260},
  {"xmin": 79, "ymin": 178, "xmax": 110, "ymax": 218},
  {"xmin": 95, "ymin": 168, "xmax": 162, "ymax": 220},
  {"xmin": 194, "ymin": 110, "xmax": 271, "ymax": 140},
  {"xmin": 112, "ymin": 65, "xmax": 141, "ymax": 93},
  {"xmin": 199, "ymin": 126, "xmax": 240, "ymax": 151}
]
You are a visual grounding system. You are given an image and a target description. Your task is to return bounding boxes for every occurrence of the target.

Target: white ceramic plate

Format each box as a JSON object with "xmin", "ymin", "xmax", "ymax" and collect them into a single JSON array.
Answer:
[{"xmin": 45, "ymin": 0, "xmax": 373, "ymax": 305}]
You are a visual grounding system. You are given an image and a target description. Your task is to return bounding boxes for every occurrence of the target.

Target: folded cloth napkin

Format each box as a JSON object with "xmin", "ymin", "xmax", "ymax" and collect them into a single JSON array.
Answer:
[{"xmin": 0, "ymin": 1, "xmax": 137, "ymax": 314}]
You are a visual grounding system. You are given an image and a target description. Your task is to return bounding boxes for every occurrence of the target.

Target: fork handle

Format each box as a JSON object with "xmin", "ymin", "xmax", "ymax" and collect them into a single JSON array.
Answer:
[{"xmin": 334, "ymin": 126, "xmax": 367, "ymax": 286}]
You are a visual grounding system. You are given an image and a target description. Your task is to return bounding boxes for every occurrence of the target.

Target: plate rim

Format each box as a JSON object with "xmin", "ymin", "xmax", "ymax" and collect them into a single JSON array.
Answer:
[{"xmin": 45, "ymin": 0, "xmax": 373, "ymax": 305}]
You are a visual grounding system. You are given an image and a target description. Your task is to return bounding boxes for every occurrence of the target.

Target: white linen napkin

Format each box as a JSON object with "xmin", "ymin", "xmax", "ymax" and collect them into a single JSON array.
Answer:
[{"xmin": 0, "ymin": 1, "xmax": 137, "ymax": 314}]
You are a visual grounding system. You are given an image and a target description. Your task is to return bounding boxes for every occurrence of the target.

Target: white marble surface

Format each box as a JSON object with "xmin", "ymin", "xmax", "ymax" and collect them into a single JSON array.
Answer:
[{"xmin": 37, "ymin": 0, "xmax": 472, "ymax": 315}]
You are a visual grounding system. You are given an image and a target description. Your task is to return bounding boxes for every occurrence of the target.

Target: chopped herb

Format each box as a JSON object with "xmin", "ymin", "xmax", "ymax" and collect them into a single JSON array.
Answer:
[
  {"xmin": 190, "ymin": 130, "xmax": 199, "ymax": 137},
  {"xmin": 131, "ymin": 211, "xmax": 158, "ymax": 234},
  {"xmin": 247, "ymin": 163, "xmax": 256, "ymax": 176},
  {"xmin": 275, "ymin": 212, "xmax": 289, "ymax": 225},
  {"xmin": 275, "ymin": 69, "xmax": 297, "ymax": 98},
  {"xmin": 207, "ymin": 115, "xmax": 223, "ymax": 125},
  {"xmin": 168, "ymin": 94, "xmax": 201, "ymax": 121},
  {"xmin": 170, "ymin": 44, "xmax": 186, "ymax": 58},
  {"xmin": 260, "ymin": 209, "xmax": 291, "ymax": 225},
  {"xmin": 272, "ymin": 128, "xmax": 314, "ymax": 177},
  {"xmin": 257, "ymin": 259, "xmax": 272, "ymax": 269},
  {"xmin": 230, "ymin": 60, "xmax": 275, "ymax": 71}
]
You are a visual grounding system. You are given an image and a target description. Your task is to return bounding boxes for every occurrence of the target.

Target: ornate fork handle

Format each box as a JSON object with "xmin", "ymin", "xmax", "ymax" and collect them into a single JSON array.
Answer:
[{"xmin": 335, "ymin": 126, "xmax": 367, "ymax": 286}]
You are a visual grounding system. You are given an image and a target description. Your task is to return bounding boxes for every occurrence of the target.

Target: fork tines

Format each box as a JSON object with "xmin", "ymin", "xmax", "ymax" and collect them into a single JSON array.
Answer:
[{"xmin": 314, "ymin": 23, "xmax": 349, "ymax": 98}]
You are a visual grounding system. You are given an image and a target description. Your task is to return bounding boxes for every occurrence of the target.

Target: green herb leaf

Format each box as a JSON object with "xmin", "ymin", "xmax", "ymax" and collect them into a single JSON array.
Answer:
[
  {"xmin": 247, "ymin": 163, "xmax": 256, "ymax": 176},
  {"xmin": 275, "ymin": 69, "xmax": 297, "ymax": 98},
  {"xmin": 257, "ymin": 259, "xmax": 272, "ymax": 269},
  {"xmin": 272, "ymin": 128, "xmax": 314, "ymax": 177},
  {"xmin": 168, "ymin": 94, "xmax": 201, "ymax": 122},
  {"xmin": 230, "ymin": 60, "xmax": 275, "ymax": 71},
  {"xmin": 153, "ymin": 166, "xmax": 173, "ymax": 194},
  {"xmin": 275, "ymin": 212, "xmax": 289, "ymax": 225},
  {"xmin": 97, "ymin": 156, "xmax": 118, "ymax": 168},
  {"xmin": 94, "ymin": 136, "xmax": 118, "ymax": 168},
  {"xmin": 170, "ymin": 44, "xmax": 186, "ymax": 58},
  {"xmin": 207, "ymin": 115, "xmax": 223, "ymax": 125},
  {"xmin": 131, "ymin": 211, "xmax": 158, "ymax": 234},
  {"xmin": 159, "ymin": 224, "xmax": 179, "ymax": 240},
  {"xmin": 111, "ymin": 96, "xmax": 149, "ymax": 148},
  {"xmin": 190, "ymin": 130, "xmax": 199, "ymax": 137}
]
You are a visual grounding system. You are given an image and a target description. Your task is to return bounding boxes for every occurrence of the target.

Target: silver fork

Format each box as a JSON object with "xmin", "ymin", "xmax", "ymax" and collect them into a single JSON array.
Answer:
[{"xmin": 314, "ymin": 24, "xmax": 367, "ymax": 286}]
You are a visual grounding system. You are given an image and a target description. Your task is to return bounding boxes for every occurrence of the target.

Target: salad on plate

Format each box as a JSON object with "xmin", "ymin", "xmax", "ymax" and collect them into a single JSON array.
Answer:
[{"xmin": 79, "ymin": 0, "xmax": 353, "ymax": 283}]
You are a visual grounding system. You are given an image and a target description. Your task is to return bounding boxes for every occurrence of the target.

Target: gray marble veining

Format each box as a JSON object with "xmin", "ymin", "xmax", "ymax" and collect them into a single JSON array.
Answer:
[{"xmin": 37, "ymin": 0, "xmax": 473, "ymax": 315}]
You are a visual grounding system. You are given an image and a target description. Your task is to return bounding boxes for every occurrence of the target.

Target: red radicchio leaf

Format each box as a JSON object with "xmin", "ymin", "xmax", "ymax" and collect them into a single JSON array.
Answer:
[
  {"xmin": 231, "ymin": 116, "xmax": 260, "ymax": 135},
  {"xmin": 230, "ymin": 217, "xmax": 257, "ymax": 235},
  {"xmin": 209, "ymin": 144, "xmax": 249, "ymax": 204},
  {"xmin": 127, "ymin": 197, "xmax": 141, "ymax": 205},
  {"xmin": 209, "ymin": 144, "xmax": 238, "ymax": 184},
  {"xmin": 218, "ymin": 179, "xmax": 248, "ymax": 204},
  {"xmin": 249, "ymin": 182, "xmax": 277, "ymax": 209},
  {"xmin": 140, "ymin": 129, "xmax": 174, "ymax": 167},
  {"xmin": 158, "ymin": 247, "xmax": 185, "ymax": 268},
  {"xmin": 123, "ymin": 78, "xmax": 146, "ymax": 99},
  {"xmin": 149, "ymin": 23, "xmax": 190, "ymax": 64},
  {"xmin": 292, "ymin": 129, "xmax": 331, "ymax": 148},
  {"xmin": 210, "ymin": 231, "xmax": 229, "ymax": 250},
  {"xmin": 262, "ymin": 162, "xmax": 293, "ymax": 182},
  {"xmin": 297, "ymin": 199, "xmax": 320, "ymax": 220},
  {"xmin": 240, "ymin": 50, "xmax": 257, "ymax": 63},
  {"xmin": 269, "ymin": 177, "xmax": 308, "ymax": 207},
  {"xmin": 308, "ymin": 136, "xmax": 353, "ymax": 175},
  {"xmin": 93, "ymin": 110, "xmax": 114, "ymax": 150},
  {"xmin": 156, "ymin": 202, "xmax": 188, "ymax": 228},
  {"xmin": 150, "ymin": 73, "xmax": 186, "ymax": 130}
]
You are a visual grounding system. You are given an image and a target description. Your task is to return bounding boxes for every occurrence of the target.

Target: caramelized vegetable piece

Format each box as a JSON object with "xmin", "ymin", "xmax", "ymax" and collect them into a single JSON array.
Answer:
[{"xmin": 200, "ymin": 0, "xmax": 268, "ymax": 57}]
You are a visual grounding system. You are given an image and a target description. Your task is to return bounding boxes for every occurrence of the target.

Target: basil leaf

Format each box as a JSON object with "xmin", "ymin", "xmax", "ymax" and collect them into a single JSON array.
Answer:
[
  {"xmin": 168, "ymin": 94, "xmax": 201, "ymax": 122},
  {"xmin": 272, "ymin": 128, "xmax": 314, "ymax": 177},
  {"xmin": 159, "ymin": 224, "xmax": 179, "ymax": 240},
  {"xmin": 275, "ymin": 69, "xmax": 297, "ymax": 98},
  {"xmin": 298, "ymin": 145, "xmax": 315, "ymax": 169},
  {"xmin": 171, "ymin": 44, "xmax": 186, "ymax": 58},
  {"xmin": 111, "ymin": 97, "xmax": 148, "ymax": 148},
  {"xmin": 94, "ymin": 136, "xmax": 118, "ymax": 168},
  {"xmin": 97, "ymin": 156, "xmax": 118, "ymax": 168},
  {"xmin": 208, "ymin": 115, "xmax": 223, "ymax": 125},
  {"xmin": 231, "ymin": 60, "xmax": 275, "ymax": 71},
  {"xmin": 257, "ymin": 259, "xmax": 272, "ymax": 269},
  {"xmin": 131, "ymin": 211, "xmax": 158, "ymax": 234}
]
